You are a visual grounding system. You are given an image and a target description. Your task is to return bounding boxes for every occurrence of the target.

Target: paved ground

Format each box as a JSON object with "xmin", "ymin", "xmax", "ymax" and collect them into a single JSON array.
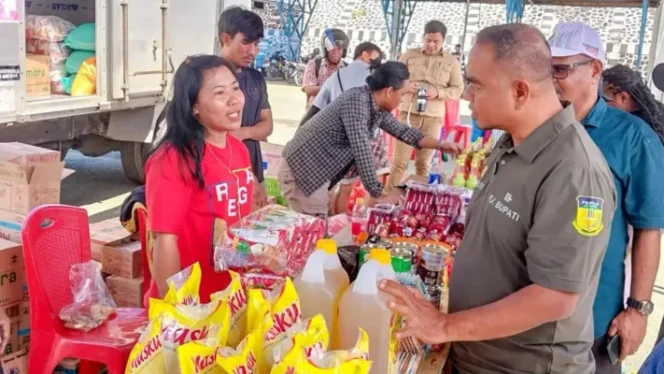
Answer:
[{"xmin": 61, "ymin": 83, "xmax": 661, "ymax": 372}]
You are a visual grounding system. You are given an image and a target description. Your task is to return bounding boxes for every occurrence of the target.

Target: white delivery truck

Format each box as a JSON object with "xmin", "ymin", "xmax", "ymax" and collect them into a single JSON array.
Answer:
[{"xmin": 0, "ymin": 0, "xmax": 248, "ymax": 183}]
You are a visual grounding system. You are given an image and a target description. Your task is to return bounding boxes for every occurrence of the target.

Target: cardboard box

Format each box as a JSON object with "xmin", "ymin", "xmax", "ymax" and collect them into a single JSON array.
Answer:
[
  {"xmin": 106, "ymin": 275, "xmax": 144, "ymax": 308},
  {"xmin": 0, "ymin": 142, "xmax": 72, "ymax": 214},
  {"xmin": 17, "ymin": 300, "xmax": 29, "ymax": 349},
  {"xmin": 0, "ymin": 239, "xmax": 23, "ymax": 307},
  {"xmin": 54, "ymin": 358, "xmax": 79, "ymax": 374},
  {"xmin": 26, "ymin": 54, "xmax": 50, "ymax": 97},
  {"xmin": 260, "ymin": 142, "xmax": 284, "ymax": 178},
  {"xmin": 3, "ymin": 301, "xmax": 20, "ymax": 324},
  {"xmin": 0, "ymin": 348, "xmax": 28, "ymax": 374},
  {"xmin": 89, "ymin": 218, "xmax": 133, "ymax": 263},
  {"xmin": 0, "ymin": 209, "xmax": 25, "ymax": 244},
  {"xmin": 102, "ymin": 241, "xmax": 142, "ymax": 279},
  {"xmin": 2, "ymin": 322, "xmax": 19, "ymax": 356}
]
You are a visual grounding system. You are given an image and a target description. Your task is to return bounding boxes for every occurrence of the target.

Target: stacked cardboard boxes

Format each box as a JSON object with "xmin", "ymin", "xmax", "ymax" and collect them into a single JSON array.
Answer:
[
  {"xmin": 0, "ymin": 142, "xmax": 72, "ymax": 363},
  {"xmin": 89, "ymin": 219, "xmax": 144, "ymax": 308}
]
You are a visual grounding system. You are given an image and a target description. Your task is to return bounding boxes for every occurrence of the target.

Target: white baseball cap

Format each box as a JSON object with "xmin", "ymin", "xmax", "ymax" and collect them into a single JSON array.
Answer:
[{"xmin": 549, "ymin": 22, "xmax": 606, "ymax": 62}]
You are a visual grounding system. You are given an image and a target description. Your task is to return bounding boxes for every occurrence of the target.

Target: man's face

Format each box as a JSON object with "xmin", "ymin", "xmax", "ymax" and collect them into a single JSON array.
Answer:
[
  {"xmin": 360, "ymin": 50, "xmax": 381, "ymax": 64},
  {"xmin": 455, "ymin": 45, "xmax": 461, "ymax": 53},
  {"xmin": 327, "ymin": 47, "xmax": 343, "ymax": 64},
  {"xmin": 463, "ymin": 44, "xmax": 512, "ymax": 130},
  {"xmin": 552, "ymin": 54, "xmax": 599, "ymax": 106},
  {"xmin": 221, "ymin": 32, "xmax": 260, "ymax": 68},
  {"xmin": 424, "ymin": 33, "xmax": 444, "ymax": 55}
]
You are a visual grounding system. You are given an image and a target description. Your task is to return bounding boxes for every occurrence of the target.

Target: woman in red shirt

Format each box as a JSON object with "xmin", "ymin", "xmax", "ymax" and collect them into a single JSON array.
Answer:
[{"xmin": 146, "ymin": 55, "xmax": 257, "ymax": 302}]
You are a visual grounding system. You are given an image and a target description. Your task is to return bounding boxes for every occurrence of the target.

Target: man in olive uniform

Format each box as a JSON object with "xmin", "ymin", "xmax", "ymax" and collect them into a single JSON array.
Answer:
[
  {"xmin": 386, "ymin": 20, "xmax": 464, "ymax": 191},
  {"xmin": 379, "ymin": 24, "xmax": 616, "ymax": 374}
]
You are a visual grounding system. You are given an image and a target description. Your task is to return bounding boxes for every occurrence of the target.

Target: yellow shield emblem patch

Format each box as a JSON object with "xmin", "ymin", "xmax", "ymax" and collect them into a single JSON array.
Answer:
[{"xmin": 573, "ymin": 196, "xmax": 605, "ymax": 237}]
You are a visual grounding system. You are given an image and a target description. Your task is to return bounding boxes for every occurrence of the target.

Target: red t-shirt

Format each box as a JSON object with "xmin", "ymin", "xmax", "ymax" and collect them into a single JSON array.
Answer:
[{"xmin": 145, "ymin": 136, "xmax": 254, "ymax": 303}]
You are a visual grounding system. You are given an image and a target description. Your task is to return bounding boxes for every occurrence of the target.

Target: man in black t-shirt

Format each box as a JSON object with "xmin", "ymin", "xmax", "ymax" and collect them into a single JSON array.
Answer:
[{"xmin": 218, "ymin": 7, "xmax": 273, "ymax": 184}]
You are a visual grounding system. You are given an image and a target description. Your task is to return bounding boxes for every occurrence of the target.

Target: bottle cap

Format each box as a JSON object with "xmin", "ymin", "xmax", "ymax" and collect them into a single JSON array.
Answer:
[
  {"xmin": 368, "ymin": 248, "xmax": 391, "ymax": 265},
  {"xmin": 316, "ymin": 238, "xmax": 337, "ymax": 255}
]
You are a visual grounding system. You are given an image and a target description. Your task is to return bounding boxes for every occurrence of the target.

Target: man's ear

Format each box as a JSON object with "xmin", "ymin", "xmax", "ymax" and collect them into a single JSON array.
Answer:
[
  {"xmin": 220, "ymin": 32, "xmax": 231, "ymax": 47},
  {"xmin": 591, "ymin": 60, "xmax": 604, "ymax": 81},
  {"xmin": 512, "ymin": 79, "xmax": 531, "ymax": 110}
]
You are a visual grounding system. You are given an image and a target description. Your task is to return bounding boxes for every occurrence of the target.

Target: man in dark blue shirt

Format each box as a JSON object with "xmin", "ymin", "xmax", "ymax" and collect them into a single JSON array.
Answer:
[
  {"xmin": 550, "ymin": 22, "xmax": 664, "ymax": 374},
  {"xmin": 218, "ymin": 7, "xmax": 273, "ymax": 184}
]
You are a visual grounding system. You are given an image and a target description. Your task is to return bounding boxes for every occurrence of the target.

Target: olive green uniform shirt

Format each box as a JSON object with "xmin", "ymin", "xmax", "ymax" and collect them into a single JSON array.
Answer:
[{"xmin": 449, "ymin": 105, "xmax": 616, "ymax": 374}]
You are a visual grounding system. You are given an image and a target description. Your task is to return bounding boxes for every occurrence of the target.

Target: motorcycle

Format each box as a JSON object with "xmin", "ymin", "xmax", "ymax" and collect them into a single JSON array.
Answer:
[{"xmin": 265, "ymin": 52, "xmax": 301, "ymax": 85}]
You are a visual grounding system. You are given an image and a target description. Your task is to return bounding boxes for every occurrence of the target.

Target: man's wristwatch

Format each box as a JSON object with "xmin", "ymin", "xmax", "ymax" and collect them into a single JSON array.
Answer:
[{"xmin": 626, "ymin": 297, "xmax": 655, "ymax": 316}]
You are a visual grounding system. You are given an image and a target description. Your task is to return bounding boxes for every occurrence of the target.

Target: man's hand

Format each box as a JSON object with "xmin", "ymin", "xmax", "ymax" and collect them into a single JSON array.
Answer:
[
  {"xmin": 230, "ymin": 127, "xmax": 251, "ymax": 142},
  {"xmin": 608, "ymin": 308, "xmax": 647, "ymax": 361},
  {"xmin": 380, "ymin": 279, "xmax": 448, "ymax": 344},
  {"xmin": 407, "ymin": 82, "xmax": 419, "ymax": 94},
  {"xmin": 426, "ymin": 85, "xmax": 439, "ymax": 99},
  {"xmin": 0, "ymin": 308, "xmax": 10, "ymax": 354},
  {"xmin": 374, "ymin": 194, "xmax": 402, "ymax": 206},
  {"xmin": 439, "ymin": 141, "xmax": 464, "ymax": 157}
]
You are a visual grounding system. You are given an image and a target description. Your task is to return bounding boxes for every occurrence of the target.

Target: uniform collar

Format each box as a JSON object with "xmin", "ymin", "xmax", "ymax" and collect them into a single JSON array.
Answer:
[
  {"xmin": 502, "ymin": 104, "xmax": 576, "ymax": 164},
  {"xmin": 582, "ymin": 97, "xmax": 607, "ymax": 128},
  {"xmin": 420, "ymin": 48, "xmax": 446, "ymax": 57}
]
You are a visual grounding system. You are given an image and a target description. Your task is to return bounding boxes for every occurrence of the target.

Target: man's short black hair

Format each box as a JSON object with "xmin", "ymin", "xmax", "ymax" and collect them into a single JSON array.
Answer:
[
  {"xmin": 475, "ymin": 23, "xmax": 552, "ymax": 81},
  {"xmin": 424, "ymin": 20, "xmax": 447, "ymax": 37},
  {"xmin": 353, "ymin": 42, "xmax": 382, "ymax": 60},
  {"xmin": 218, "ymin": 6, "xmax": 264, "ymax": 45}
]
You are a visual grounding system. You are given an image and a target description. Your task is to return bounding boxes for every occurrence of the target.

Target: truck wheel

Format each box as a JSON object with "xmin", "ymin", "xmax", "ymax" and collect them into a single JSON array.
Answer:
[
  {"xmin": 121, "ymin": 141, "xmax": 150, "ymax": 184},
  {"xmin": 121, "ymin": 102, "xmax": 169, "ymax": 184}
]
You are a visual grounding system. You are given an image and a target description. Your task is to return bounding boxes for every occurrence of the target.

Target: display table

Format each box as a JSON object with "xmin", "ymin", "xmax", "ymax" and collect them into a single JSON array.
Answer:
[{"xmin": 332, "ymin": 225, "xmax": 450, "ymax": 374}]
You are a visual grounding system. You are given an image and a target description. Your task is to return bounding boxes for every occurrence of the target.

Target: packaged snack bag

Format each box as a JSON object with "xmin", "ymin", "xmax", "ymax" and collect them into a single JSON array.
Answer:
[
  {"xmin": 246, "ymin": 288, "xmax": 272, "ymax": 374},
  {"xmin": 270, "ymin": 330, "xmax": 371, "ymax": 374},
  {"xmin": 163, "ymin": 263, "xmax": 202, "ymax": 306},
  {"xmin": 151, "ymin": 299, "xmax": 231, "ymax": 374},
  {"xmin": 125, "ymin": 319, "xmax": 165, "ymax": 374},
  {"xmin": 177, "ymin": 341, "xmax": 223, "ymax": 374},
  {"xmin": 217, "ymin": 332, "xmax": 260, "ymax": 374},
  {"xmin": 210, "ymin": 271, "xmax": 247, "ymax": 347},
  {"xmin": 272, "ymin": 314, "xmax": 329, "ymax": 365},
  {"xmin": 261, "ymin": 278, "xmax": 302, "ymax": 368}
]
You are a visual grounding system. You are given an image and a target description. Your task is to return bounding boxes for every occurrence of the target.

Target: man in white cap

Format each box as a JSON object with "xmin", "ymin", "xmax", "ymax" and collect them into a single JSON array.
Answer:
[{"xmin": 550, "ymin": 22, "xmax": 664, "ymax": 373}]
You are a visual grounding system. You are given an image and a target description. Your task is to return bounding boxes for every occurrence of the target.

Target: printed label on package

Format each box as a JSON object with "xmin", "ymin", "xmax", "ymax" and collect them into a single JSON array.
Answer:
[{"xmin": 0, "ymin": 66, "xmax": 20, "ymax": 82}]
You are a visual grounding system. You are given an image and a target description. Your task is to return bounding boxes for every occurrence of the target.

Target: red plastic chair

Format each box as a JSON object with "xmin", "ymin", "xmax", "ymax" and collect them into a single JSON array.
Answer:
[
  {"xmin": 135, "ymin": 206, "xmax": 154, "ymax": 308},
  {"xmin": 22, "ymin": 205, "xmax": 148, "ymax": 374}
]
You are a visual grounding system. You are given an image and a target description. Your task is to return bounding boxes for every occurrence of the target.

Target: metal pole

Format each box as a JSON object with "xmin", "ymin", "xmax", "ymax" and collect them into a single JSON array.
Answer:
[
  {"xmin": 389, "ymin": 0, "xmax": 402, "ymax": 60},
  {"xmin": 460, "ymin": 0, "xmax": 471, "ymax": 65},
  {"xmin": 636, "ymin": 0, "xmax": 649, "ymax": 70}
]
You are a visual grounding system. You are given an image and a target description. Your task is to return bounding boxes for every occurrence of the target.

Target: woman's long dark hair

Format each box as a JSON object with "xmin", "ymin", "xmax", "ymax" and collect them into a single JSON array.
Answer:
[
  {"xmin": 153, "ymin": 55, "xmax": 238, "ymax": 189},
  {"xmin": 602, "ymin": 65, "xmax": 664, "ymax": 144}
]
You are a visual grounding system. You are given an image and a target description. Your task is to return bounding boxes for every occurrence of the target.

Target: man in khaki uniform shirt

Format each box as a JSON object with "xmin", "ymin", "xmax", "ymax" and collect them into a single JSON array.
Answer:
[
  {"xmin": 386, "ymin": 20, "xmax": 464, "ymax": 191},
  {"xmin": 378, "ymin": 24, "xmax": 616, "ymax": 374}
]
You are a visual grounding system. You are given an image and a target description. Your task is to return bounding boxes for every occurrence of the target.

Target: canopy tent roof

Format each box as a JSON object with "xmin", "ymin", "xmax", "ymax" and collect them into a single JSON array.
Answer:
[{"xmin": 412, "ymin": 0, "xmax": 659, "ymax": 6}]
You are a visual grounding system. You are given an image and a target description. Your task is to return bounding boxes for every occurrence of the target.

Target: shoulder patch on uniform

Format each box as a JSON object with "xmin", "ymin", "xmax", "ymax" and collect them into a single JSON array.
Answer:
[{"xmin": 572, "ymin": 196, "xmax": 605, "ymax": 237}]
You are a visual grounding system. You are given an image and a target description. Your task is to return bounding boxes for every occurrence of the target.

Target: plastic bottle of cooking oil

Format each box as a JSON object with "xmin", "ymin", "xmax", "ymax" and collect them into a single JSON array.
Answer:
[
  {"xmin": 295, "ymin": 238, "xmax": 349, "ymax": 348},
  {"xmin": 337, "ymin": 248, "xmax": 397, "ymax": 374}
]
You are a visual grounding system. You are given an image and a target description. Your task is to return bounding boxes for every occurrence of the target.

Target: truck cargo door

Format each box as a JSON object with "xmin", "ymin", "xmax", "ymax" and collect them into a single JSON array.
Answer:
[
  {"xmin": 168, "ymin": 0, "xmax": 221, "ymax": 72},
  {"xmin": 109, "ymin": 0, "xmax": 166, "ymax": 100}
]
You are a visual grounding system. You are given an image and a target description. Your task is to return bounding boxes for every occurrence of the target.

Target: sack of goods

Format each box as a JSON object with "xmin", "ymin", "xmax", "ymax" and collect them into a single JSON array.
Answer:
[{"xmin": 62, "ymin": 23, "xmax": 97, "ymax": 96}]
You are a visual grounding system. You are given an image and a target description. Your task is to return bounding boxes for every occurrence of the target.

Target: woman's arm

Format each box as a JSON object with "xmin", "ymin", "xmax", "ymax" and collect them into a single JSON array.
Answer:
[{"xmin": 152, "ymin": 232, "xmax": 182, "ymax": 297}]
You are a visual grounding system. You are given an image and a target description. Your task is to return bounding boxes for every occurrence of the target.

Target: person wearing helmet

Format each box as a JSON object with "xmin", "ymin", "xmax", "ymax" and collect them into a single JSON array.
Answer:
[{"xmin": 301, "ymin": 28, "xmax": 349, "ymax": 108}]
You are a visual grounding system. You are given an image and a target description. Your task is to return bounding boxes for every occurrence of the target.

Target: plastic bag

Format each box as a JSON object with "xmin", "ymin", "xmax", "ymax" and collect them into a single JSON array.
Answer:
[
  {"xmin": 258, "ymin": 278, "xmax": 302, "ymax": 368},
  {"xmin": 217, "ymin": 332, "xmax": 260, "ymax": 374},
  {"xmin": 215, "ymin": 205, "xmax": 325, "ymax": 278},
  {"xmin": 210, "ymin": 271, "xmax": 247, "ymax": 348},
  {"xmin": 65, "ymin": 50, "xmax": 95, "ymax": 75},
  {"xmin": 177, "ymin": 341, "xmax": 223, "ymax": 374},
  {"xmin": 150, "ymin": 298, "xmax": 231, "ymax": 374},
  {"xmin": 337, "ymin": 245, "xmax": 360, "ymax": 283},
  {"xmin": 58, "ymin": 261, "xmax": 116, "ymax": 332},
  {"xmin": 26, "ymin": 39, "xmax": 70, "ymax": 64},
  {"xmin": 64, "ymin": 23, "xmax": 96, "ymax": 51},
  {"xmin": 49, "ymin": 62, "xmax": 67, "ymax": 95},
  {"xmin": 270, "ymin": 329, "xmax": 371, "ymax": 374},
  {"xmin": 162, "ymin": 262, "xmax": 202, "ymax": 306},
  {"xmin": 25, "ymin": 15, "xmax": 75, "ymax": 42},
  {"xmin": 126, "ymin": 319, "xmax": 166, "ymax": 374},
  {"xmin": 71, "ymin": 57, "xmax": 96, "ymax": 96},
  {"xmin": 272, "ymin": 314, "xmax": 329, "ymax": 365}
]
